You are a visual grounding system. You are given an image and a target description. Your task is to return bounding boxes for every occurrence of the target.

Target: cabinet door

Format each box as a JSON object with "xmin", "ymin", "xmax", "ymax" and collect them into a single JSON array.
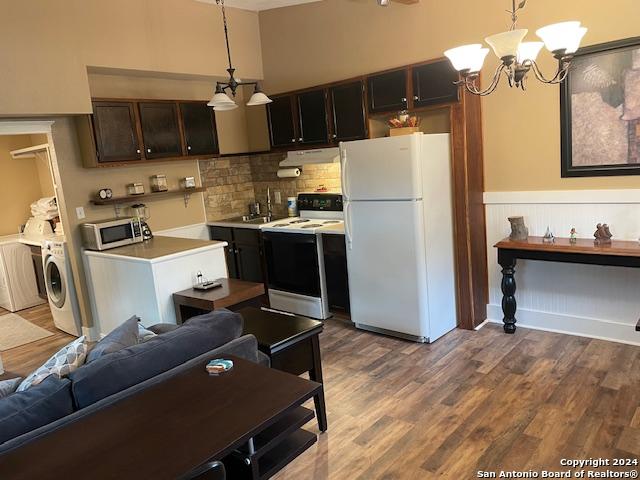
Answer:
[
  {"xmin": 330, "ymin": 81, "xmax": 367, "ymax": 142},
  {"xmin": 267, "ymin": 95, "xmax": 297, "ymax": 148},
  {"xmin": 210, "ymin": 226, "xmax": 238, "ymax": 278},
  {"xmin": 91, "ymin": 101, "xmax": 142, "ymax": 163},
  {"xmin": 297, "ymin": 89, "xmax": 329, "ymax": 145},
  {"xmin": 138, "ymin": 102, "xmax": 183, "ymax": 159},
  {"xmin": 412, "ymin": 60, "xmax": 460, "ymax": 107},
  {"xmin": 322, "ymin": 234, "xmax": 350, "ymax": 313},
  {"xmin": 179, "ymin": 102, "xmax": 218, "ymax": 156},
  {"xmin": 236, "ymin": 244, "xmax": 264, "ymax": 283},
  {"xmin": 367, "ymin": 69, "xmax": 408, "ymax": 113}
]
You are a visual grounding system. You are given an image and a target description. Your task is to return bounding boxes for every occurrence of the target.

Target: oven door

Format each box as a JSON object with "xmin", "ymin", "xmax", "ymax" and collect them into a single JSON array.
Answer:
[{"xmin": 263, "ymin": 232, "xmax": 321, "ymax": 297}]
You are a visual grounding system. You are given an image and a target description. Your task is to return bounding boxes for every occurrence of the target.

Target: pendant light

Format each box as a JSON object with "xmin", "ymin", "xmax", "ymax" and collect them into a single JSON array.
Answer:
[
  {"xmin": 444, "ymin": 0, "xmax": 587, "ymax": 96},
  {"xmin": 208, "ymin": 0, "xmax": 273, "ymax": 109}
]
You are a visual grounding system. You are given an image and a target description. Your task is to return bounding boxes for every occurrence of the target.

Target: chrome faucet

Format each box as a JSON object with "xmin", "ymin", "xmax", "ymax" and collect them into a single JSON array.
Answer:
[{"xmin": 266, "ymin": 186, "xmax": 273, "ymax": 219}]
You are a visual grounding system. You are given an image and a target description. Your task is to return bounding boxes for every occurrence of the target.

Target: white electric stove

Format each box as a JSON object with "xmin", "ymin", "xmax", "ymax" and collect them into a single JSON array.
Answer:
[{"xmin": 262, "ymin": 193, "xmax": 344, "ymax": 319}]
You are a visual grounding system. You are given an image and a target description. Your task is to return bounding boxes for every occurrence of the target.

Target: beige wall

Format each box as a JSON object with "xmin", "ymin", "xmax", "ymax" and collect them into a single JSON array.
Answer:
[
  {"xmin": 0, "ymin": 0, "xmax": 263, "ymax": 116},
  {"xmin": 88, "ymin": 73, "xmax": 270, "ymax": 155},
  {"xmin": 50, "ymin": 117, "xmax": 208, "ymax": 329},
  {"xmin": 258, "ymin": 0, "xmax": 640, "ymax": 191},
  {"xmin": 0, "ymin": 135, "xmax": 50, "ymax": 236}
]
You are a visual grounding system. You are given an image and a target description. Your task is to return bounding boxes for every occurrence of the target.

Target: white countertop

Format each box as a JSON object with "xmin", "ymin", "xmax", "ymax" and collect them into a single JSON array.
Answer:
[
  {"xmin": 207, "ymin": 217, "xmax": 289, "ymax": 230},
  {"xmin": 83, "ymin": 236, "xmax": 227, "ymax": 264},
  {"xmin": 319, "ymin": 223, "xmax": 345, "ymax": 235}
]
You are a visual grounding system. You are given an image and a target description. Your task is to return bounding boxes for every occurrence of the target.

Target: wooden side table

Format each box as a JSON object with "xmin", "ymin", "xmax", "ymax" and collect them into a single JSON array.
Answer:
[
  {"xmin": 237, "ymin": 307, "xmax": 328, "ymax": 433},
  {"xmin": 172, "ymin": 278, "xmax": 266, "ymax": 324}
]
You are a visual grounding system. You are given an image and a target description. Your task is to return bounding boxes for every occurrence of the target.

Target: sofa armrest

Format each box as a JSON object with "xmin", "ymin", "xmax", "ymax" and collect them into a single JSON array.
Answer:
[
  {"xmin": 209, "ymin": 335, "xmax": 259, "ymax": 364},
  {"xmin": 147, "ymin": 324, "xmax": 180, "ymax": 335}
]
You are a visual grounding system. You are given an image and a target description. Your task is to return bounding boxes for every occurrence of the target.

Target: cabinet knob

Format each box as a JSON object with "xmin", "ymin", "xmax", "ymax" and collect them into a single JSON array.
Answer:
[
  {"xmin": 299, "ymin": 137, "xmax": 303, "ymax": 142},
  {"xmin": 332, "ymin": 134, "xmax": 337, "ymax": 139},
  {"xmin": 187, "ymin": 146, "xmax": 192, "ymax": 151},
  {"xmin": 147, "ymin": 148, "xmax": 151, "ymax": 153},
  {"xmin": 291, "ymin": 138, "xmax": 296, "ymax": 143},
  {"xmin": 402, "ymin": 97, "xmax": 407, "ymax": 103},
  {"xmin": 136, "ymin": 149, "xmax": 141, "ymax": 154},
  {"xmin": 413, "ymin": 95, "xmax": 419, "ymax": 101}
]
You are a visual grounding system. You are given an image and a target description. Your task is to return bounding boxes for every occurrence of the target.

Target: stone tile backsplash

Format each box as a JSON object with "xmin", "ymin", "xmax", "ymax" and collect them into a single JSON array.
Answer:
[{"xmin": 199, "ymin": 152, "xmax": 341, "ymax": 221}]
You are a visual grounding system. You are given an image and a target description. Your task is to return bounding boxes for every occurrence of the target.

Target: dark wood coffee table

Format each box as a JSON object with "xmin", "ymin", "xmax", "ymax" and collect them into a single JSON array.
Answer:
[
  {"xmin": 237, "ymin": 307, "xmax": 327, "ymax": 433},
  {"xmin": 0, "ymin": 356, "xmax": 320, "ymax": 480},
  {"xmin": 173, "ymin": 278, "xmax": 266, "ymax": 324}
]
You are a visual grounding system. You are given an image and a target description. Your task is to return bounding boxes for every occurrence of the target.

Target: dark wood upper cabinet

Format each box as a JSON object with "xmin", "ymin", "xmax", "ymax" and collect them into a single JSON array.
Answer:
[
  {"xmin": 179, "ymin": 102, "xmax": 218, "ymax": 156},
  {"xmin": 138, "ymin": 102, "xmax": 183, "ymax": 159},
  {"xmin": 412, "ymin": 60, "xmax": 460, "ymax": 107},
  {"xmin": 367, "ymin": 69, "xmax": 408, "ymax": 113},
  {"xmin": 297, "ymin": 89, "xmax": 329, "ymax": 145},
  {"xmin": 91, "ymin": 101, "xmax": 142, "ymax": 163},
  {"xmin": 267, "ymin": 95, "xmax": 297, "ymax": 148},
  {"xmin": 330, "ymin": 81, "xmax": 367, "ymax": 142}
]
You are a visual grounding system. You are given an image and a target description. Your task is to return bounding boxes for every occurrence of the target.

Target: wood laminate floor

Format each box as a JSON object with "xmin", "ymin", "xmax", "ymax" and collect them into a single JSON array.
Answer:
[
  {"xmin": 0, "ymin": 304, "xmax": 73, "ymax": 380},
  {"xmin": 275, "ymin": 319, "xmax": 640, "ymax": 479},
  {"xmin": 2, "ymin": 306, "xmax": 639, "ymax": 478}
]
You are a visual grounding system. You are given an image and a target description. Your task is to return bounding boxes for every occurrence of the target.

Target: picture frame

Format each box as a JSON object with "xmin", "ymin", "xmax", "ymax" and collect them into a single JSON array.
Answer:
[{"xmin": 560, "ymin": 36, "xmax": 640, "ymax": 177}]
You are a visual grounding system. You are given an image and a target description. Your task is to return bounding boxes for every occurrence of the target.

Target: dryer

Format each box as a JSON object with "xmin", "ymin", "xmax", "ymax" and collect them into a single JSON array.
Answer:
[{"xmin": 42, "ymin": 240, "xmax": 81, "ymax": 336}]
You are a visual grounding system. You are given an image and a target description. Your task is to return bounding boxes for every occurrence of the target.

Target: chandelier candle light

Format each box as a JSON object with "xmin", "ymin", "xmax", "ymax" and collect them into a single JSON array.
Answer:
[
  {"xmin": 208, "ymin": 0, "xmax": 272, "ymax": 110},
  {"xmin": 444, "ymin": 0, "xmax": 587, "ymax": 96}
]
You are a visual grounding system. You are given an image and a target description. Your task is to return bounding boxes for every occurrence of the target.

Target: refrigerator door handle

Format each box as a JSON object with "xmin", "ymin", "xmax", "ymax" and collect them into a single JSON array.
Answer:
[
  {"xmin": 345, "ymin": 201, "xmax": 353, "ymax": 250},
  {"xmin": 340, "ymin": 148, "xmax": 349, "ymax": 200}
]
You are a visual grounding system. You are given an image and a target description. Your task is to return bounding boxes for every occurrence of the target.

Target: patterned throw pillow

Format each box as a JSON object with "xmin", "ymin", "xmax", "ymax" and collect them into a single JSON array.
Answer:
[
  {"xmin": 17, "ymin": 336, "xmax": 88, "ymax": 392},
  {"xmin": 0, "ymin": 377, "xmax": 22, "ymax": 399},
  {"xmin": 137, "ymin": 323, "xmax": 157, "ymax": 342}
]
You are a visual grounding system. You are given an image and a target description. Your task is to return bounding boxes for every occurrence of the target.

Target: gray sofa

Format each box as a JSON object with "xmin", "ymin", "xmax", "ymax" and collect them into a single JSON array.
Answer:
[{"xmin": 0, "ymin": 309, "xmax": 266, "ymax": 457}]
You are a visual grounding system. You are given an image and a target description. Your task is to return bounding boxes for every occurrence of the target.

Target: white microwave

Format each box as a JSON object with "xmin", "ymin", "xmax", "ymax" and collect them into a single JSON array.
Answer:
[{"xmin": 81, "ymin": 217, "xmax": 144, "ymax": 251}]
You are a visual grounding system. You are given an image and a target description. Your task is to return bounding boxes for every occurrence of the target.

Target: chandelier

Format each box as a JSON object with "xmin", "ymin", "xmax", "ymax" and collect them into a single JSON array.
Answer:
[
  {"xmin": 208, "ymin": 0, "xmax": 272, "ymax": 111},
  {"xmin": 444, "ymin": 0, "xmax": 587, "ymax": 96}
]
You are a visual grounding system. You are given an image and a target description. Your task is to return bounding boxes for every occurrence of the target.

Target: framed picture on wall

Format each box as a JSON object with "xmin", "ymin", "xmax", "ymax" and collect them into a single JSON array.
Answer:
[{"xmin": 561, "ymin": 36, "xmax": 640, "ymax": 177}]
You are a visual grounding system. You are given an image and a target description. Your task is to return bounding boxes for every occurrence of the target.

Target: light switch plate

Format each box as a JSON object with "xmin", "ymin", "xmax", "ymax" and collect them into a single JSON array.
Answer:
[
  {"xmin": 76, "ymin": 206, "xmax": 85, "ymax": 220},
  {"xmin": 274, "ymin": 191, "xmax": 282, "ymax": 204}
]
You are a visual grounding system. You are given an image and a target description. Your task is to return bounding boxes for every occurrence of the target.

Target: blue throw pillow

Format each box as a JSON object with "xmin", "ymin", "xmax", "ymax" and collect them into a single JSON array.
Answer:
[
  {"xmin": 69, "ymin": 309, "xmax": 243, "ymax": 409},
  {"xmin": 0, "ymin": 375, "xmax": 73, "ymax": 445},
  {"xmin": 87, "ymin": 315, "xmax": 140, "ymax": 363}
]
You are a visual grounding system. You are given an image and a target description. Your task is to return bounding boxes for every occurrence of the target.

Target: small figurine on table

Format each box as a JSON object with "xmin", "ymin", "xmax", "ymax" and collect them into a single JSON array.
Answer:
[
  {"xmin": 594, "ymin": 223, "xmax": 613, "ymax": 245},
  {"xmin": 569, "ymin": 228, "xmax": 577, "ymax": 244},
  {"xmin": 542, "ymin": 226, "xmax": 555, "ymax": 243}
]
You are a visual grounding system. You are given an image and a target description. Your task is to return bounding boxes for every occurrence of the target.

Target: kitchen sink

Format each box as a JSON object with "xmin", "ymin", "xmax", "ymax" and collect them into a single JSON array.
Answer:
[{"xmin": 224, "ymin": 215, "xmax": 283, "ymax": 224}]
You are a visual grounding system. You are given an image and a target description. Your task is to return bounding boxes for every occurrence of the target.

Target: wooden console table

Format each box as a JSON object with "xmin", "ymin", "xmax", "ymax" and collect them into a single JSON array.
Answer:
[{"xmin": 495, "ymin": 236, "xmax": 640, "ymax": 334}]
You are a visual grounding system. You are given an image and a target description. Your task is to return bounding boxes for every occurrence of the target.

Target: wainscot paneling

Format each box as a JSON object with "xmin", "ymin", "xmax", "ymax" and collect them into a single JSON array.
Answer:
[{"xmin": 484, "ymin": 190, "xmax": 640, "ymax": 346}]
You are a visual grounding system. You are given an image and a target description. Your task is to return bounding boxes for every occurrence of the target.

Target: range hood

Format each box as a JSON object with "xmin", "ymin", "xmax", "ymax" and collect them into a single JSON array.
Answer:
[{"xmin": 279, "ymin": 147, "xmax": 340, "ymax": 167}]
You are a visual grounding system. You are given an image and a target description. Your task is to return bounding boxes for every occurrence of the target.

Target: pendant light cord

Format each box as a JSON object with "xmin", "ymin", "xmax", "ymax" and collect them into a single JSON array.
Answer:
[{"xmin": 217, "ymin": 0, "xmax": 233, "ymax": 71}]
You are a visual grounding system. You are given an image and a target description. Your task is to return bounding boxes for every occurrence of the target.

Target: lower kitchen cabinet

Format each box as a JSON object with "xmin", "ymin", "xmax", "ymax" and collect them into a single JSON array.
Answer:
[
  {"xmin": 210, "ymin": 226, "xmax": 266, "ymax": 284},
  {"xmin": 322, "ymin": 234, "xmax": 350, "ymax": 314}
]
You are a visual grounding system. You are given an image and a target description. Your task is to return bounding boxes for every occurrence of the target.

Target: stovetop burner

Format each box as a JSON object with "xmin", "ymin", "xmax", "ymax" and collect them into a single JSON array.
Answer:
[
  {"xmin": 273, "ymin": 223, "xmax": 291, "ymax": 227},
  {"xmin": 302, "ymin": 224, "xmax": 323, "ymax": 229},
  {"xmin": 322, "ymin": 220, "xmax": 341, "ymax": 224},
  {"xmin": 289, "ymin": 219, "xmax": 311, "ymax": 224}
]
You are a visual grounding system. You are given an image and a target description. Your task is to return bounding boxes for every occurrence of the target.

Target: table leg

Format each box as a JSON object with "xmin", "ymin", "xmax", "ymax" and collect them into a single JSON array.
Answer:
[
  {"xmin": 308, "ymin": 335, "xmax": 328, "ymax": 432},
  {"xmin": 498, "ymin": 251, "xmax": 517, "ymax": 334}
]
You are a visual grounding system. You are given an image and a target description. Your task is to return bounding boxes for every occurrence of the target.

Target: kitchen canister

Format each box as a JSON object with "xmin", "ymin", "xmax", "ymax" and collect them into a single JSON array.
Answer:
[{"xmin": 287, "ymin": 197, "xmax": 298, "ymax": 217}]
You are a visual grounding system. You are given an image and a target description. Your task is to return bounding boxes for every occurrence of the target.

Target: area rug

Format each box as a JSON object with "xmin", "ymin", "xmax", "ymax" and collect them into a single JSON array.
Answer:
[{"xmin": 0, "ymin": 313, "xmax": 53, "ymax": 351}]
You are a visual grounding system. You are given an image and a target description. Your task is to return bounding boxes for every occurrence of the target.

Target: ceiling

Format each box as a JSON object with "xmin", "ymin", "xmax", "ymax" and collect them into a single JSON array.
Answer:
[{"xmin": 195, "ymin": 0, "xmax": 322, "ymax": 11}]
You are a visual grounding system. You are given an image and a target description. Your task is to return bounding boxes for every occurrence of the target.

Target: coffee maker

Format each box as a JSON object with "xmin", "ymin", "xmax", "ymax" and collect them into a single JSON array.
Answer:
[{"xmin": 130, "ymin": 204, "xmax": 153, "ymax": 240}]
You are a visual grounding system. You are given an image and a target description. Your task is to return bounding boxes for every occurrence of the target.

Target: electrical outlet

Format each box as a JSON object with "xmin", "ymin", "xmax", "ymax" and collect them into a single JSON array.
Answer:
[
  {"xmin": 76, "ymin": 206, "xmax": 85, "ymax": 220},
  {"xmin": 274, "ymin": 191, "xmax": 282, "ymax": 204}
]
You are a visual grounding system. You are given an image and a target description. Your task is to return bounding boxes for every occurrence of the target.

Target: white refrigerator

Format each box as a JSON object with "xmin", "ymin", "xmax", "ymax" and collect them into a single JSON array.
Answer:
[{"xmin": 340, "ymin": 133, "xmax": 457, "ymax": 343}]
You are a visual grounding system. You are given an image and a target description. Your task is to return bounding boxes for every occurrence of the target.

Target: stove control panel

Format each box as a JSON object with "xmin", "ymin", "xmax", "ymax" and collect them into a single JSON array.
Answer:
[{"xmin": 297, "ymin": 193, "xmax": 343, "ymax": 212}]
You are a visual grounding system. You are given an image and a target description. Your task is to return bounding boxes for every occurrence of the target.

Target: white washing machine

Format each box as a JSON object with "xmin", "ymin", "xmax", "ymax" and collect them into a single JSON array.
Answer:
[{"xmin": 42, "ymin": 240, "xmax": 82, "ymax": 336}]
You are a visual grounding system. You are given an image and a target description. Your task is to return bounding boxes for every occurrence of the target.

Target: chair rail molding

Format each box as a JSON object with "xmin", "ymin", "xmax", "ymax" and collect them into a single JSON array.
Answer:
[{"xmin": 484, "ymin": 188, "xmax": 640, "ymax": 346}]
